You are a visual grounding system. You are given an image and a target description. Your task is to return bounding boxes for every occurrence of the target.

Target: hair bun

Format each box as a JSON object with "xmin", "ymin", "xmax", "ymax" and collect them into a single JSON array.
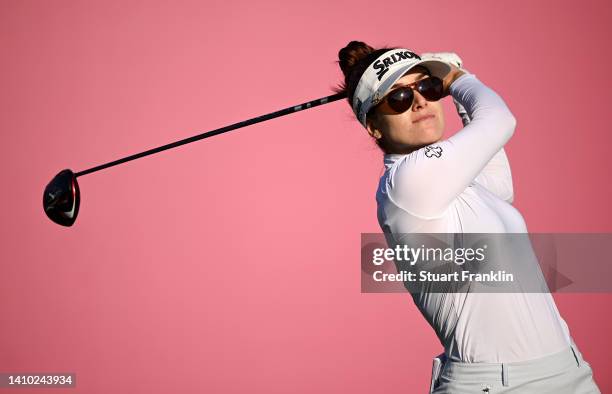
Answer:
[{"xmin": 338, "ymin": 41, "xmax": 375, "ymax": 78}]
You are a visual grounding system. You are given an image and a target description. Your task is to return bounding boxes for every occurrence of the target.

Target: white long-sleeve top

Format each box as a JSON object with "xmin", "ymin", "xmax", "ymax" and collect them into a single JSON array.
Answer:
[{"xmin": 376, "ymin": 72, "xmax": 571, "ymax": 363}]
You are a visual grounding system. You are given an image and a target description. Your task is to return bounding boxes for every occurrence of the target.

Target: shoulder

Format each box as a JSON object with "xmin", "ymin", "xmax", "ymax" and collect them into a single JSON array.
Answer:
[{"xmin": 385, "ymin": 143, "xmax": 448, "ymax": 184}]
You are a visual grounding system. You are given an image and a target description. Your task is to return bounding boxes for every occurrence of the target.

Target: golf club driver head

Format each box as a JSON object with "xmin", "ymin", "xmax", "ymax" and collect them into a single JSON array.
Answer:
[{"xmin": 43, "ymin": 169, "xmax": 80, "ymax": 227}]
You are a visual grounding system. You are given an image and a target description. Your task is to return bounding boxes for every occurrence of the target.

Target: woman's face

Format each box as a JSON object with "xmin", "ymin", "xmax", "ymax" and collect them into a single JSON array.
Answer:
[{"xmin": 366, "ymin": 67, "xmax": 445, "ymax": 154}]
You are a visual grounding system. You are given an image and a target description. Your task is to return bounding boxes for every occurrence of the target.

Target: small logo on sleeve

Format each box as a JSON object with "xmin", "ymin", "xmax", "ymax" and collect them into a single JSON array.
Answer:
[{"xmin": 424, "ymin": 145, "xmax": 443, "ymax": 158}]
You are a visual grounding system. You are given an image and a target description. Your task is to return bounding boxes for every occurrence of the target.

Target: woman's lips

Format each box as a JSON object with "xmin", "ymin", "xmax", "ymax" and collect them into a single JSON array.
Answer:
[{"xmin": 414, "ymin": 114, "xmax": 435, "ymax": 123}]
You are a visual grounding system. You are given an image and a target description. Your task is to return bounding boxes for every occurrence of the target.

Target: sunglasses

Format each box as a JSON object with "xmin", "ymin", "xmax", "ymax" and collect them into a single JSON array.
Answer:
[{"xmin": 374, "ymin": 76, "xmax": 444, "ymax": 115}]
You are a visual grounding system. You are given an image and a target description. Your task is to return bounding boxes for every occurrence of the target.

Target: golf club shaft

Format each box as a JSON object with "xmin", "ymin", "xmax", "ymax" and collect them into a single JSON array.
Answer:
[{"xmin": 75, "ymin": 92, "xmax": 347, "ymax": 178}]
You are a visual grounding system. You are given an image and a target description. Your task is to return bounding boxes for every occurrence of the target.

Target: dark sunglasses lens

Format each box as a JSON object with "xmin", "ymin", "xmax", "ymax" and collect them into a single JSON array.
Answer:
[
  {"xmin": 387, "ymin": 87, "xmax": 414, "ymax": 113},
  {"xmin": 418, "ymin": 77, "xmax": 444, "ymax": 101}
]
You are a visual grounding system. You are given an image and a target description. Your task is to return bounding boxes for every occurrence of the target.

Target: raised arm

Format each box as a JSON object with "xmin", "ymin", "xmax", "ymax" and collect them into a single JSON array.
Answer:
[
  {"xmin": 473, "ymin": 148, "xmax": 514, "ymax": 203},
  {"xmin": 387, "ymin": 72, "xmax": 517, "ymax": 218},
  {"xmin": 454, "ymin": 98, "xmax": 514, "ymax": 203}
]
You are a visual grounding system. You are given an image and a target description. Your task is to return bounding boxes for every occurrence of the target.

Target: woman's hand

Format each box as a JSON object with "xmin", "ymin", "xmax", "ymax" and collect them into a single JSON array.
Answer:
[{"xmin": 420, "ymin": 52, "xmax": 467, "ymax": 97}]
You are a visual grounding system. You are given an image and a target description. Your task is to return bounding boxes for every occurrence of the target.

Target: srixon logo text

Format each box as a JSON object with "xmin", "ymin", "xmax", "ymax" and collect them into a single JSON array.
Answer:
[{"xmin": 374, "ymin": 51, "xmax": 421, "ymax": 80}]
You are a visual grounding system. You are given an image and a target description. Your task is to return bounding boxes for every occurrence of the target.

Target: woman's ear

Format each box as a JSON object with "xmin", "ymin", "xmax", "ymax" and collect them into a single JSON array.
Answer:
[{"xmin": 366, "ymin": 114, "xmax": 382, "ymax": 140}]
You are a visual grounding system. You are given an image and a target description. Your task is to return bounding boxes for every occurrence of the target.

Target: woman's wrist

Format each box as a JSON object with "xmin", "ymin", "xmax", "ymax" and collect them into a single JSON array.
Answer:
[{"xmin": 443, "ymin": 66, "xmax": 467, "ymax": 97}]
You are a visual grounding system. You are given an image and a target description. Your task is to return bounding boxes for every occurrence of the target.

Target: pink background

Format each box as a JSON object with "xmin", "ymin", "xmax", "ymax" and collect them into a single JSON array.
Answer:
[{"xmin": 1, "ymin": 0, "xmax": 611, "ymax": 392}]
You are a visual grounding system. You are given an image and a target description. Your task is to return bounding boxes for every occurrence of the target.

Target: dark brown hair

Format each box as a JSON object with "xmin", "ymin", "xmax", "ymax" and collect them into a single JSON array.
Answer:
[
  {"xmin": 335, "ymin": 41, "xmax": 396, "ymax": 113},
  {"xmin": 335, "ymin": 41, "xmax": 397, "ymax": 152}
]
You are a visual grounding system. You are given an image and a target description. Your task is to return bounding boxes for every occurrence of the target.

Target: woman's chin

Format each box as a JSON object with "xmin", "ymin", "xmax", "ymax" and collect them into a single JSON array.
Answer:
[
  {"xmin": 419, "ymin": 128, "xmax": 443, "ymax": 144},
  {"xmin": 414, "ymin": 133, "xmax": 443, "ymax": 146}
]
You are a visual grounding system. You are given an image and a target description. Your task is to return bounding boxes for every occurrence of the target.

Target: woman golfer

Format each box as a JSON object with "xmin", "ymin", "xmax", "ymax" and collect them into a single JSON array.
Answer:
[{"xmin": 336, "ymin": 41, "xmax": 601, "ymax": 393}]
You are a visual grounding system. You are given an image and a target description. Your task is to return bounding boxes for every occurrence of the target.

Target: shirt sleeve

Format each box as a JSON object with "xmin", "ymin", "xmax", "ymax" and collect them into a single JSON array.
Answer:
[
  {"xmin": 387, "ymin": 72, "xmax": 517, "ymax": 219},
  {"xmin": 473, "ymin": 147, "xmax": 514, "ymax": 203}
]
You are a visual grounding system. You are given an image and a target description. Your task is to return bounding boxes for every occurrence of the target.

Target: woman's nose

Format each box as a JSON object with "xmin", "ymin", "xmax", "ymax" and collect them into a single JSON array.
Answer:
[{"xmin": 412, "ymin": 90, "xmax": 428, "ymax": 109}]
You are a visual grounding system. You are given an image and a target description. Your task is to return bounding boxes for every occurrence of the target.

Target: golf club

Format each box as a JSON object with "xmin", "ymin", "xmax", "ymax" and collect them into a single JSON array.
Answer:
[{"xmin": 43, "ymin": 92, "xmax": 346, "ymax": 227}]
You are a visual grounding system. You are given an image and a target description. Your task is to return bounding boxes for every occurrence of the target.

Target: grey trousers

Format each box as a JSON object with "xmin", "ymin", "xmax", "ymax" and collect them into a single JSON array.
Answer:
[{"xmin": 429, "ymin": 342, "xmax": 601, "ymax": 393}]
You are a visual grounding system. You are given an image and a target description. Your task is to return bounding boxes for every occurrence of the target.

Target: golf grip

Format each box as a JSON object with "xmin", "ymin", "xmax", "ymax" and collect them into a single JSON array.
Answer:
[{"xmin": 74, "ymin": 92, "xmax": 347, "ymax": 178}]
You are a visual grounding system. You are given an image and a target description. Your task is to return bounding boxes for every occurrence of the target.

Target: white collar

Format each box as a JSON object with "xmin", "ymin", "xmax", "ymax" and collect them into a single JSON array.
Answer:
[{"xmin": 383, "ymin": 153, "xmax": 407, "ymax": 171}]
